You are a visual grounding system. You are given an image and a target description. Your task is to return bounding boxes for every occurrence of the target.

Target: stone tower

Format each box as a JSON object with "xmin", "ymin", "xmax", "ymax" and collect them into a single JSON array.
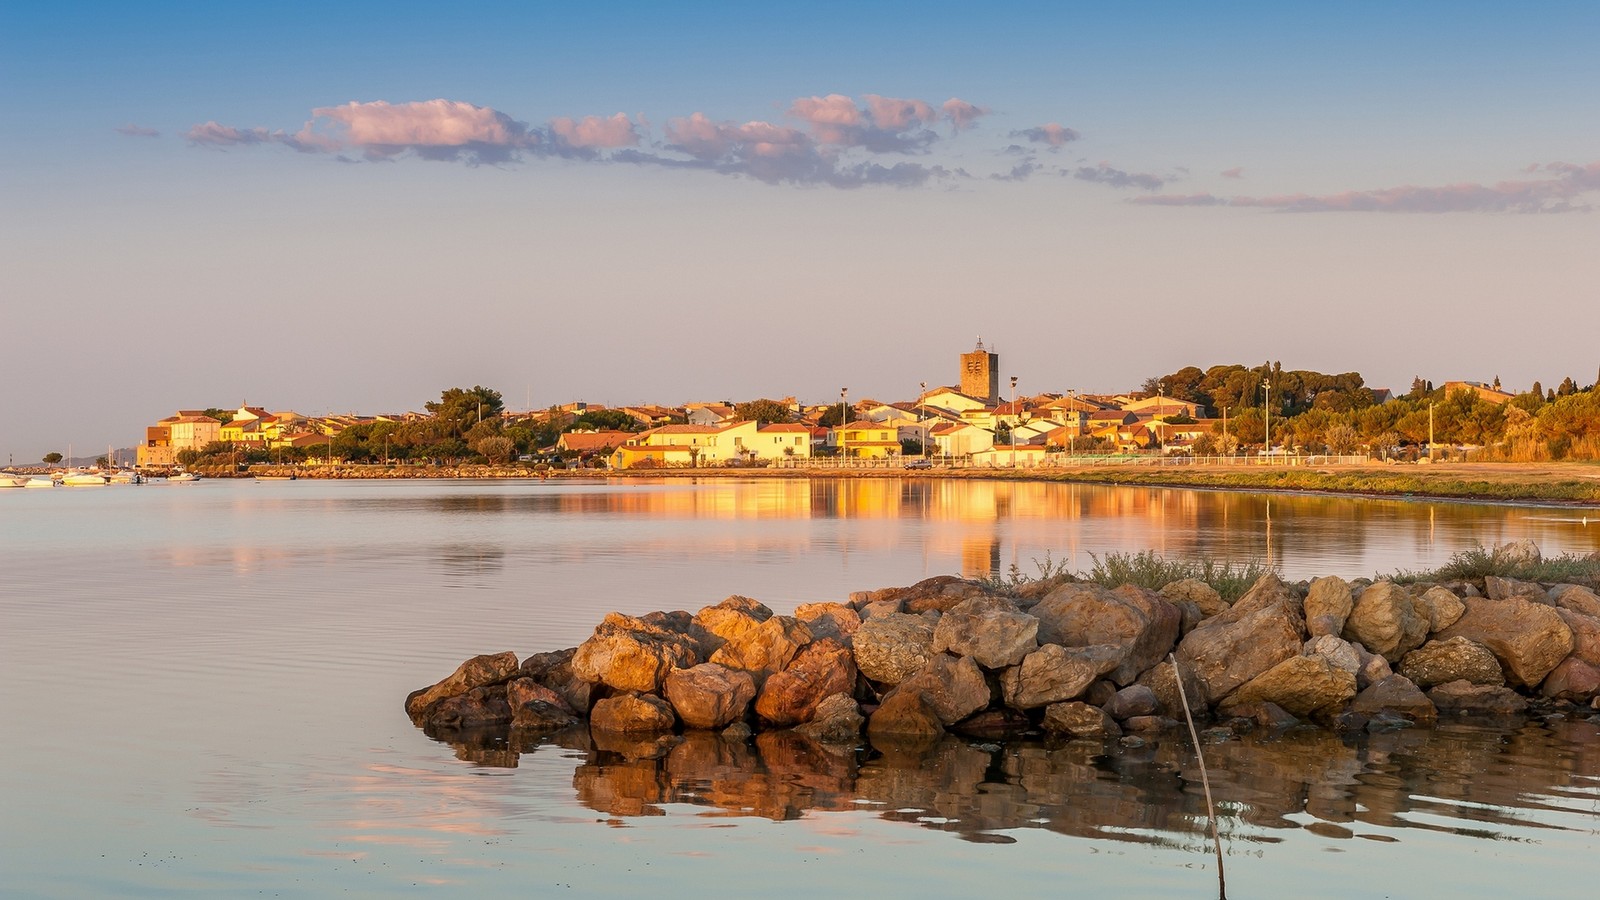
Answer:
[{"xmin": 960, "ymin": 338, "xmax": 999, "ymax": 403}]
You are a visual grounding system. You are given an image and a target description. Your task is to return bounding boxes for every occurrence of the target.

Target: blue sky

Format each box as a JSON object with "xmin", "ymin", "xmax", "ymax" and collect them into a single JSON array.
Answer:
[{"xmin": 2, "ymin": 2, "xmax": 1597, "ymax": 462}]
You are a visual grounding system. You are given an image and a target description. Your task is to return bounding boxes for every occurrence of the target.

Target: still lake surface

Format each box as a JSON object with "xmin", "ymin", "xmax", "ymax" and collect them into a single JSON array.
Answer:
[{"xmin": 2, "ymin": 477, "xmax": 1598, "ymax": 898}]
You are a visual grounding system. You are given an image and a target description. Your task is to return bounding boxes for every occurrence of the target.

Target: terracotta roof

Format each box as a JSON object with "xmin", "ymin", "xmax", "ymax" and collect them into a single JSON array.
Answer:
[{"xmin": 758, "ymin": 423, "xmax": 810, "ymax": 433}]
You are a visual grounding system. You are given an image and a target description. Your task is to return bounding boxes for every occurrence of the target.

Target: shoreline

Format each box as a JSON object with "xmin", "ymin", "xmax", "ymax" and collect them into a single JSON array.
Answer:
[{"xmin": 230, "ymin": 460, "xmax": 1600, "ymax": 506}]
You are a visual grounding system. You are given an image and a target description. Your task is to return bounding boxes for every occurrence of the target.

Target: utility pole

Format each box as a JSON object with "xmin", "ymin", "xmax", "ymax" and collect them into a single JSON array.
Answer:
[{"xmin": 1262, "ymin": 379, "xmax": 1272, "ymax": 459}]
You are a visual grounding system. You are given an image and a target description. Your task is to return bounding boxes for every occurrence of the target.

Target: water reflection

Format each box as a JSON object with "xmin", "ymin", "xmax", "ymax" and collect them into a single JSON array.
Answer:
[{"xmin": 422, "ymin": 720, "xmax": 1600, "ymax": 849}]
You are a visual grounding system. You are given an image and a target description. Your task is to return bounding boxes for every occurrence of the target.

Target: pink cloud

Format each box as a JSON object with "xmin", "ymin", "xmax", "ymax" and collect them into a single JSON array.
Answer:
[
  {"xmin": 861, "ymin": 94, "xmax": 937, "ymax": 130},
  {"xmin": 1013, "ymin": 123, "xmax": 1080, "ymax": 147},
  {"xmin": 788, "ymin": 94, "xmax": 861, "ymax": 128},
  {"xmin": 548, "ymin": 113, "xmax": 640, "ymax": 149},
  {"xmin": 942, "ymin": 98, "xmax": 987, "ymax": 131},
  {"xmin": 1220, "ymin": 167, "xmax": 1244, "ymax": 179},
  {"xmin": 306, "ymin": 100, "xmax": 536, "ymax": 158}
]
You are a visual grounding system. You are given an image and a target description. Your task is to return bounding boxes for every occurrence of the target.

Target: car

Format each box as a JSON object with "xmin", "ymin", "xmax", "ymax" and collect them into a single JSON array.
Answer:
[{"xmin": 904, "ymin": 458, "xmax": 933, "ymax": 469}]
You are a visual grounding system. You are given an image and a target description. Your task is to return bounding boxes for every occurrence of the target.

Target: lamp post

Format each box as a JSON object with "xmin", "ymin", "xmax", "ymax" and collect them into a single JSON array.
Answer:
[
  {"xmin": 1261, "ymin": 379, "xmax": 1272, "ymax": 460},
  {"xmin": 919, "ymin": 381, "xmax": 928, "ymax": 458},
  {"xmin": 839, "ymin": 387, "xmax": 848, "ymax": 460},
  {"xmin": 1428, "ymin": 401, "xmax": 1435, "ymax": 461},
  {"xmin": 1010, "ymin": 376, "xmax": 1018, "ymax": 468},
  {"xmin": 384, "ymin": 432, "xmax": 391, "ymax": 467}
]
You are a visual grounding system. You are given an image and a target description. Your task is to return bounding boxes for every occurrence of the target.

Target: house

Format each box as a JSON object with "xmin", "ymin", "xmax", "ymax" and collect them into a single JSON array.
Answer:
[
  {"xmin": 619, "ymin": 405, "xmax": 680, "ymax": 428},
  {"xmin": 556, "ymin": 430, "xmax": 635, "ymax": 457},
  {"xmin": 929, "ymin": 422, "xmax": 994, "ymax": 457},
  {"xmin": 685, "ymin": 404, "xmax": 738, "ymax": 426},
  {"xmin": 1122, "ymin": 396, "xmax": 1202, "ymax": 420},
  {"xmin": 754, "ymin": 423, "xmax": 812, "ymax": 460},
  {"xmin": 919, "ymin": 386, "xmax": 990, "ymax": 413},
  {"xmin": 1441, "ymin": 381, "xmax": 1515, "ymax": 405},
  {"xmin": 836, "ymin": 421, "xmax": 901, "ymax": 458},
  {"xmin": 969, "ymin": 445, "xmax": 1048, "ymax": 468},
  {"xmin": 610, "ymin": 421, "xmax": 762, "ymax": 469},
  {"xmin": 138, "ymin": 412, "xmax": 222, "ymax": 466},
  {"xmin": 1147, "ymin": 420, "xmax": 1216, "ymax": 452}
]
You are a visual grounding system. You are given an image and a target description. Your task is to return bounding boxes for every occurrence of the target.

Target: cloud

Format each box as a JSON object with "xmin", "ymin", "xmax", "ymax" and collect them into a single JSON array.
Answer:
[
  {"xmin": 1221, "ymin": 167, "xmax": 1244, "ymax": 179},
  {"xmin": 862, "ymin": 94, "xmax": 937, "ymax": 130},
  {"xmin": 1071, "ymin": 161, "xmax": 1167, "ymax": 191},
  {"xmin": 783, "ymin": 93, "xmax": 940, "ymax": 153},
  {"xmin": 548, "ymin": 113, "xmax": 641, "ymax": 151},
  {"xmin": 304, "ymin": 99, "xmax": 538, "ymax": 163},
  {"xmin": 1013, "ymin": 123, "xmax": 1080, "ymax": 148},
  {"xmin": 942, "ymin": 98, "xmax": 988, "ymax": 131},
  {"xmin": 115, "ymin": 124, "xmax": 160, "ymax": 138},
  {"xmin": 1129, "ymin": 161, "xmax": 1600, "ymax": 213},
  {"xmin": 990, "ymin": 159, "xmax": 1042, "ymax": 182}
]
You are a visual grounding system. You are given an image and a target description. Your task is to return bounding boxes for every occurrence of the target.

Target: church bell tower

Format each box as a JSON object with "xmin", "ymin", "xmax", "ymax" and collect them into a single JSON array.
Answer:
[{"xmin": 960, "ymin": 338, "xmax": 1000, "ymax": 403}]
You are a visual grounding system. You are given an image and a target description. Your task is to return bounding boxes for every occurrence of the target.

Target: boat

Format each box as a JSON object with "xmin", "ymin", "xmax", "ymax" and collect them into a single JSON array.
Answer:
[
  {"xmin": 109, "ymin": 471, "xmax": 144, "ymax": 485},
  {"xmin": 24, "ymin": 476, "xmax": 56, "ymax": 488},
  {"xmin": 168, "ymin": 472, "xmax": 201, "ymax": 483},
  {"xmin": 62, "ymin": 471, "xmax": 110, "ymax": 486},
  {"xmin": 0, "ymin": 473, "xmax": 27, "ymax": 488},
  {"xmin": 255, "ymin": 473, "xmax": 297, "ymax": 482}
]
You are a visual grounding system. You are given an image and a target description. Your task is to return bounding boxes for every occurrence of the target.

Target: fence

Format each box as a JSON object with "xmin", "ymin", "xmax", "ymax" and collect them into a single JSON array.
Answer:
[{"xmin": 773, "ymin": 452, "xmax": 1373, "ymax": 471}]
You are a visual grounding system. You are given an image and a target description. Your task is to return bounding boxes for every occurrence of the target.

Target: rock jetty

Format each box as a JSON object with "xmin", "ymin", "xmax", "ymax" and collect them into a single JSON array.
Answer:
[{"xmin": 406, "ymin": 543, "xmax": 1600, "ymax": 745}]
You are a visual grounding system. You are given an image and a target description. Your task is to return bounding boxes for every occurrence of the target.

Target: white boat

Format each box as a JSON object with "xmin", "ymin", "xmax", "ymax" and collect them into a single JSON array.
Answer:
[
  {"xmin": 109, "ymin": 471, "xmax": 144, "ymax": 484},
  {"xmin": 168, "ymin": 472, "xmax": 201, "ymax": 483},
  {"xmin": 0, "ymin": 472, "xmax": 27, "ymax": 488},
  {"xmin": 24, "ymin": 476, "xmax": 56, "ymax": 488},
  {"xmin": 62, "ymin": 471, "xmax": 110, "ymax": 486}
]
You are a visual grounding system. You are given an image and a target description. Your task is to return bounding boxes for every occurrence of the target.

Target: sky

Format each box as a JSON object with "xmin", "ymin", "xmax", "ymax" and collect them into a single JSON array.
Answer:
[{"xmin": 2, "ymin": 1, "xmax": 1598, "ymax": 463}]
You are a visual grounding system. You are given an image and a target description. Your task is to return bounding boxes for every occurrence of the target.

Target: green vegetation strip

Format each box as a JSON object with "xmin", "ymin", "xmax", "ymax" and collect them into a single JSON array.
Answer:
[{"xmin": 1024, "ymin": 468, "xmax": 1600, "ymax": 503}]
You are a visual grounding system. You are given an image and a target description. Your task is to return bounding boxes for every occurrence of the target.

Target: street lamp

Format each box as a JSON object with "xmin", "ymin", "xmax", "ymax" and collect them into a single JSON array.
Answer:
[
  {"xmin": 919, "ymin": 381, "xmax": 927, "ymax": 458},
  {"xmin": 839, "ymin": 387, "xmax": 848, "ymax": 459},
  {"xmin": 1262, "ymin": 378, "xmax": 1272, "ymax": 458},
  {"xmin": 1010, "ymin": 375, "xmax": 1019, "ymax": 468}
]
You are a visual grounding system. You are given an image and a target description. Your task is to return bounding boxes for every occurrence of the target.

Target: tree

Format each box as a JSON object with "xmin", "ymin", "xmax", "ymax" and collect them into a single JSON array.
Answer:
[
  {"xmin": 818, "ymin": 405, "xmax": 849, "ymax": 428},
  {"xmin": 201, "ymin": 408, "xmax": 235, "ymax": 424},
  {"xmin": 1325, "ymin": 424, "xmax": 1360, "ymax": 454},
  {"xmin": 96, "ymin": 456, "xmax": 110, "ymax": 468},
  {"xmin": 176, "ymin": 448, "xmax": 199, "ymax": 467},
  {"xmin": 474, "ymin": 435, "xmax": 516, "ymax": 464},
  {"xmin": 1373, "ymin": 431, "xmax": 1402, "ymax": 460},
  {"xmin": 43, "ymin": 452, "xmax": 62, "ymax": 464},
  {"xmin": 570, "ymin": 409, "xmax": 638, "ymax": 432},
  {"xmin": 1140, "ymin": 375, "xmax": 1166, "ymax": 395},
  {"xmin": 426, "ymin": 386, "xmax": 504, "ymax": 436},
  {"xmin": 734, "ymin": 399, "xmax": 794, "ymax": 425}
]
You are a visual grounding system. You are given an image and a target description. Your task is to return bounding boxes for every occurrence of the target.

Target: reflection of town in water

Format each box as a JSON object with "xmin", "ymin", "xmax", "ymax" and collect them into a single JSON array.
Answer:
[{"xmin": 418, "ymin": 720, "xmax": 1600, "ymax": 850}]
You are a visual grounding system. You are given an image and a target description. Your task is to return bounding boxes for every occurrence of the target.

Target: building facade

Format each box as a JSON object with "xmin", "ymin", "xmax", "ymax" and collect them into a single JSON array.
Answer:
[{"xmin": 959, "ymin": 338, "xmax": 1000, "ymax": 403}]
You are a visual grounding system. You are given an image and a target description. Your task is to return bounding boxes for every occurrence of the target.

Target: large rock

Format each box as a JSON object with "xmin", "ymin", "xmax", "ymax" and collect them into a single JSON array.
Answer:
[
  {"xmin": 1434, "ymin": 595, "xmax": 1575, "ymax": 687},
  {"xmin": 1136, "ymin": 660, "xmax": 1208, "ymax": 722},
  {"xmin": 932, "ymin": 597, "xmax": 1038, "ymax": 669},
  {"xmin": 853, "ymin": 613, "xmax": 937, "ymax": 686},
  {"xmin": 1555, "ymin": 608, "xmax": 1600, "ymax": 666},
  {"xmin": 1173, "ymin": 574, "xmax": 1304, "ymax": 705},
  {"xmin": 708, "ymin": 615, "xmax": 813, "ymax": 688},
  {"xmin": 1550, "ymin": 584, "xmax": 1600, "ymax": 619},
  {"xmin": 519, "ymin": 648, "xmax": 593, "ymax": 715},
  {"xmin": 999, "ymin": 643, "xmax": 1120, "ymax": 709},
  {"xmin": 406, "ymin": 651, "xmax": 519, "ymax": 722},
  {"xmin": 1343, "ymin": 582, "xmax": 1428, "ymax": 662},
  {"xmin": 591, "ymin": 692, "xmax": 678, "ymax": 733},
  {"xmin": 506, "ymin": 678, "xmax": 579, "ymax": 730},
  {"xmin": 895, "ymin": 653, "xmax": 992, "ymax": 725},
  {"xmin": 1493, "ymin": 539, "xmax": 1541, "ymax": 568},
  {"xmin": 693, "ymin": 595, "xmax": 773, "ymax": 655},
  {"xmin": 573, "ymin": 613, "xmax": 701, "ymax": 693},
  {"xmin": 1304, "ymin": 634, "xmax": 1361, "ymax": 677},
  {"xmin": 1032, "ymin": 583, "xmax": 1181, "ymax": 685},
  {"xmin": 795, "ymin": 693, "xmax": 864, "ymax": 744},
  {"xmin": 1541, "ymin": 657, "xmax": 1600, "ymax": 701},
  {"xmin": 1219, "ymin": 655, "xmax": 1357, "ymax": 718},
  {"xmin": 1485, "ymin": 576, "xmax": 1547, "ymax": 603},
  {"xmin": 1414, "ymin": 586, "xmax": 1467, "ymax": 632},
  {"xmin": 793, "ymin": 602, "xmax": 862, "ymax": 644},
  {"xmin": 855, "ymin": 575, "xmax": 997, "ymax": 616},
  {"xmin": 664, "ymin": 663, "xmax": 757, "ymax": 729},
  {"xmin": 1042, "ymin": 701, "xmax": 1122, "ymax": 738},
  {"xmin": 867, "ymin": 687, "xmax": 945, "ymax": 738},
  {"xmin": 1102, "ymin": 684, "xmax": 1159, "ymax": 720},
  {"xmin": 1349, "ymin": 674, "xmax": 1436, "ymax": 724},
  {"xmin": 754, "ymin": 638, "xmax": 855, "ymax": 726},
  {"xmin": 1159, "ymin": 579, "xmax": 1228, "ymax": 618},
  {"xmin": 1304, "ymin": 576, "xmax": 1354, "ymax": 638},
  {"xmin": 426, "ymin": 685, "xmax": 512, "ymax": 729},
  {"xmin": 1427, "ymin": 680, "xmax": 1528, "ymax": 716},
  {"xmin": 1397, "ymin": 637, "xmax": 1505, "ymax": 688}
]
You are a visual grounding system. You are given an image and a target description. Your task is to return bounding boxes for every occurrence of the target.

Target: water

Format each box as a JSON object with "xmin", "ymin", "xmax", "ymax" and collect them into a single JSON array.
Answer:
[{"xmin": 2, "ymin": 477, "xmax": 1597, "ymax": 897}]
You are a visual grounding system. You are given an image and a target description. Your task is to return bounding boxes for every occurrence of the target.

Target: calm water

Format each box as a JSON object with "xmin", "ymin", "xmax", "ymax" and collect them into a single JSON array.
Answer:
[{"xmin": 2, "ymin": 477, "xmax": 1598, "ymax": 898}]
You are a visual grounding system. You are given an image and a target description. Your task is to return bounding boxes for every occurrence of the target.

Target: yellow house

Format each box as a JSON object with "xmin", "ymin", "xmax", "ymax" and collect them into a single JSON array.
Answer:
[
  {"xmin": 836, "ymin": 421, "xmax": 901, "ymax": 458},
  {"xmin": 610, "ymin": 421, "xmax": 764, "ymax": 468},
  {"xmin": 753, "ymin": 423, "xmax": 812, "ymax": 461},
  {"xmin": 219, "ymin": 406, "xmax": 289, "ymax": 446}
]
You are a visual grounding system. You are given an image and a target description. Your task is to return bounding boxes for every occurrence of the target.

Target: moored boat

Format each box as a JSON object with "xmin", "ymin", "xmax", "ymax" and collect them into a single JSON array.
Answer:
[
  {"xmin": 0, "ymin": 472, "xmax": 28, "ymax": 488},
  {"xmin": 24, "ymin": 476, "xmax": 56, "ymax": 488},
  {"xmin": 62, "ymin": 471, "xmax": 110, "ymax": 486},
  {"xmin": 167, "ymin": 472, "xmax": 201, "ymax": 483}
]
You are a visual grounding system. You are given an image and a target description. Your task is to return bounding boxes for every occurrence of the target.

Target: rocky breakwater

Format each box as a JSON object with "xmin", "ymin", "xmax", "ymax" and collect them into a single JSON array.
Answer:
[{"xmin": 406, "ymin": 549, "xmax": 1600, "ymax": 748}]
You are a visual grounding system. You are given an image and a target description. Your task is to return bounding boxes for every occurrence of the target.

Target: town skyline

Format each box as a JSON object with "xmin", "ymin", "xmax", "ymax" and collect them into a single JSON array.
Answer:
[{"xmin": 4, "ymin": 2, "xmax": 1598, "ymax": 463}]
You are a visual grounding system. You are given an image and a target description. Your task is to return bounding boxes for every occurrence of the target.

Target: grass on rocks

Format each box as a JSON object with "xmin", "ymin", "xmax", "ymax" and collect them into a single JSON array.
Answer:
[
  {"xmin": 982, "ymin": 550, "xmax": 1275, "ymax": 602},
  {"xmin": 1391, "ymin": 545, "xmax": 1600, "ymax": 585}
]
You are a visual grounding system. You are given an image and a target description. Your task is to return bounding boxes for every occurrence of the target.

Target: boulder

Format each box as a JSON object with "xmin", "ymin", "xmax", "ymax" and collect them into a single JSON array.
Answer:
[
  {"xmin": 1159, "ymin": 579, "xmax": 1229, "ymax": 618},
  {"xmin": 693, "ymin": 595, "xmax": 773, "ymax": 654},
  {"xmin": 664, "ymin": 663, "xmax": 757, "ymax": 730},
  {"xmin": 1219, "ymin": 655, "xmax": 1357, "ymax": 719},
  {"xmin": 1031, "ymin": 583, "xmax": 1181, "ymax": 685},
  {"xmin": 855, "ymin": 575, "xmax": 997, "ymax": 616},
  {"xmin": 853, "ymin": 613, "xmax": 937, "ymax": 686},
  {"xmin": 572, "ymin": 613, "xmax": 701, "ymax": 694},
  {"xmin": 949, "ymin": 708, "xmax": 1032, "ymax": 740},
  {"xmin": 405, "ymin": 651, "xmax": 519, "ymax": 722},
  {"xmin": 1350, "ymin": 641, "xmax": 1393, "ymax": 689},
  {"xmin": 1541, "ymin": 657, "xmax": 1600, "ymax": 702},
  {"xmin": 754, "ymin": 638, "xmax": 856, "ymax": 726},
  {"xmin": 1434, "ymin": 595, "xmax": 1575, "ymax": 687},
  {"xmin": 1397, "ymin": 637, "xmax": 1505, "ymax": 688},
  {"xmin": 1042, "ymin": 702, "xmax": 1122, "ymax": 738},
  {"xmin": 1349, "ymin": 674, "xmax": 1436, "ymax": 725},
  {"xmin": 1342, "ymin": 582, "xmax": 1428, "ymax": 662},
  {"xmin": 1083, "ymin": 679, "xmax": 1118, "ymax": 708},
  {"xmin": 895, "ymin": 653, "xmax": 992, "ymax": 725},
  {"xmin": 1102, "ymin": 684, "xmax": 1159, "ymax": 720},
  {"xmin": 591, "ymin": 692, "xmax": 678, "ymax": 733},
  {"xmin": 795, "ymin": 693, "xmax": 864, "ymax": 744},
  {"xmin": 1555, "ymin": 608, "xmax": 1600, "ymax": 666},
  {"xmin": 506, "ymin": 678, "xmax": 579, "ymax": 730},
  {"xmin": 1485, "ymin": 576, "xmax": 1547, "ymax": 604},
  {"xmin": 867, "ymin": 687, "xmax": 945, "ymax": 738},
  {"xmin": 518, "ymin": 648, "xmax": 593, "ymax": 715},
  {"xmin": 1414, "ymin": 586, "xmax": 1467, "ymax": 632},
  {"xmin": 1492, "ymin": 539, "xmax": 1541, "ymax": 568},
  {"xmin": 1427, "ymin": 680, "xmax": 1528, "ymax": 716},
  {"xmin": 1304, "ymin": 576, "xmax": 1354, "ymax": 638},
  {"xmin": 1550, "ymin": 584, "xmax": 1600, "ymax": 619},
  {"xmin": 999, "ymin": 643, "xmax": 1120, "ymax": 709},
  {"xmin": 426, "ymin": 685, "xmax": 512, "ymax": 729},
  {"xmin": 1136, "ymin": 660, "xmax": 1208, "ymax": 722},
  {"xmin": 708, "ymin": 615, "xmax": 813, "ymax": 688},
  {"xmin": 1173, "ymin": 574, "xmax": 1304, "ymax": 705},
  {"xmin": 932, "ymin": 597, "xmax": 1039, "ymax": 668},
  {"xmin": 1124, "ymin": 715, "xmax": 1180, "ymax": 732},
  {"xmin": 1304, "ymin": 634, "xmax": 1361, "ymax": 677},
  {"xmin": 1226, "ymin": 701, "xmax": 1299, "ymax": 730},
  {"xmin": 793, "ymin": 602, "xmax": 862, "ymax": 644}
]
